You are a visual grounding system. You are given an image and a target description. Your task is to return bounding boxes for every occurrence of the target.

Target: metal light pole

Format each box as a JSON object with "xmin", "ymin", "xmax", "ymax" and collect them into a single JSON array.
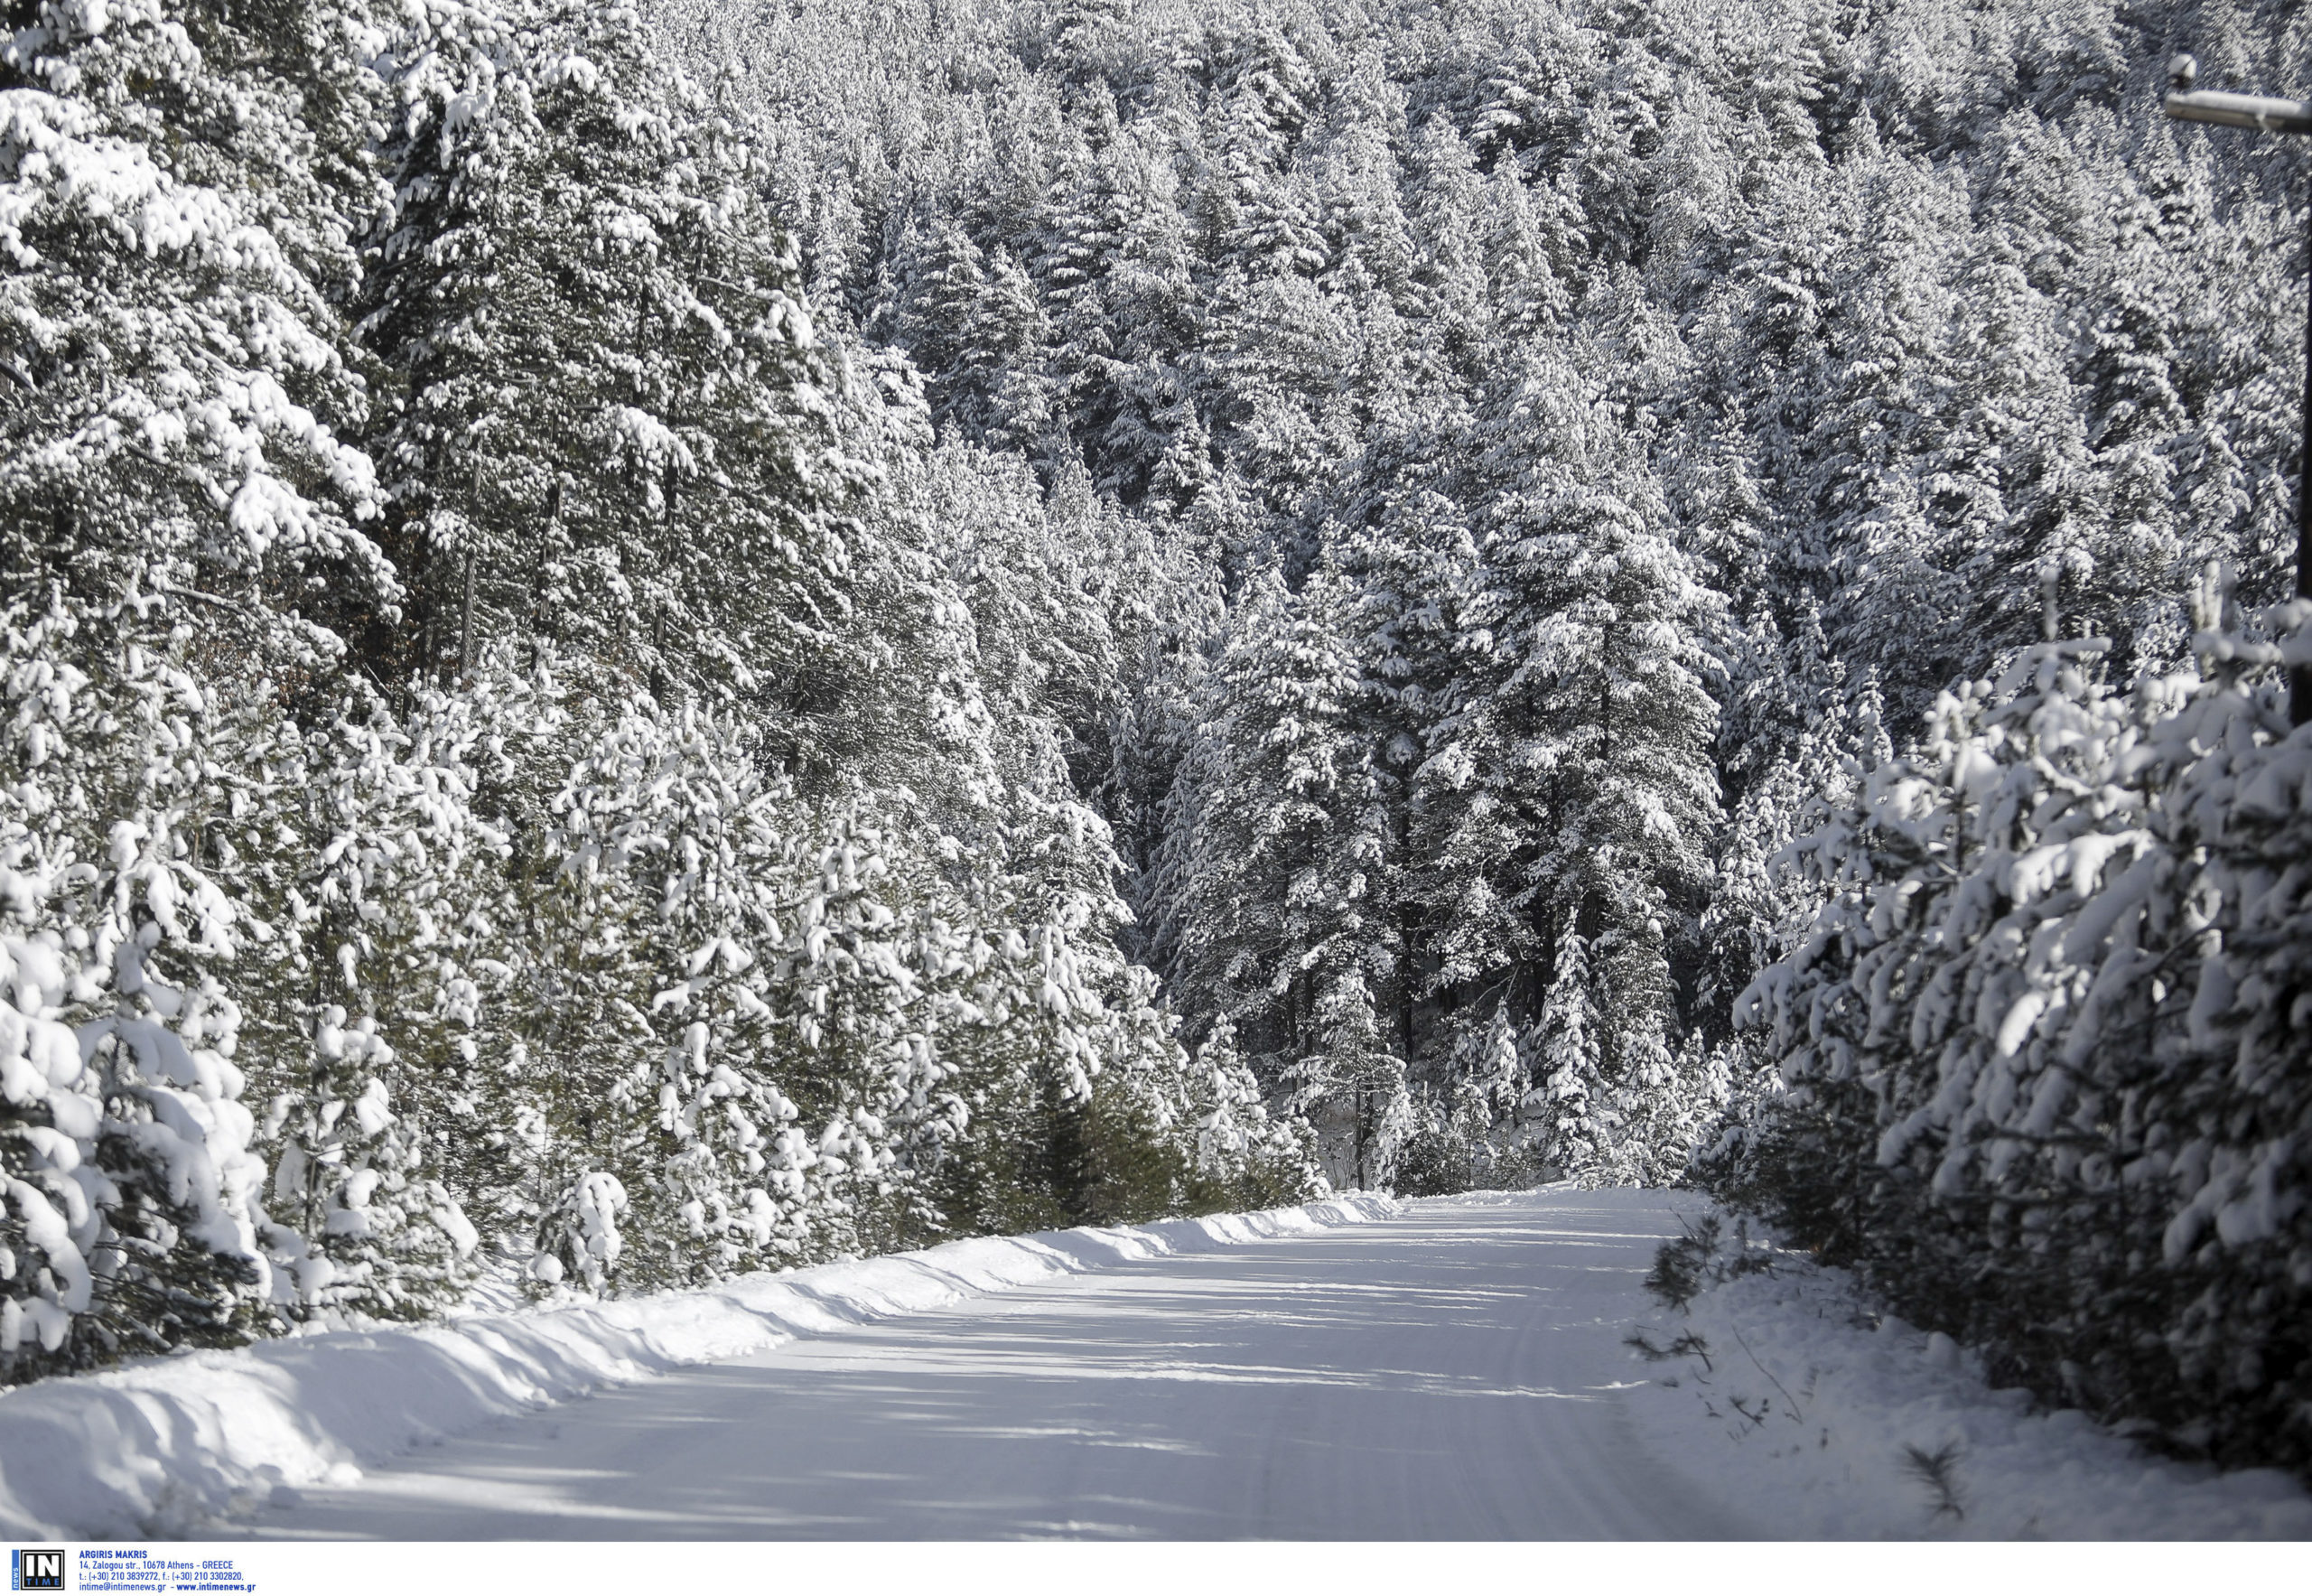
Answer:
[{"xmin": 2162, "ymin": 54, "xmax": 2312, "ymax": 725}]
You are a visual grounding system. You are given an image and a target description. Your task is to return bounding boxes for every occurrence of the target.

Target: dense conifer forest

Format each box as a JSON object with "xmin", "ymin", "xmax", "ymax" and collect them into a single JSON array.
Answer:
[{"xmin": 4, "ymin": 0, "xmax": 2308, "ymax": 1479}]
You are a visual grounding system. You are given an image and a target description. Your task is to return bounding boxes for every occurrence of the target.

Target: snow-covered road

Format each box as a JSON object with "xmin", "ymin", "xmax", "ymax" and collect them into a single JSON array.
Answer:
[{"xmin": 243, "ymin": 1190, "xmax": 1739, "ymax": 1539}]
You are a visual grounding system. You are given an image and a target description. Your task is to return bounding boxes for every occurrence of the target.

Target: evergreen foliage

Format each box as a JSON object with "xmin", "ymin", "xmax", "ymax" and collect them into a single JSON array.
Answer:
[
  {"xmin": 1, "ymin": 0, "xmax": 1317, "ymax": 1381},
  {"xmin": 652, "ymin": 0, "xmax": 2306, "ymax": 1474},
  {"xmin": 6, "ymin": 0, "xmax": 2312, "ymax": 1481},
  {"xmin": 1719, "ymin": 588, "xmax": 2312, "ymax": 1473}
]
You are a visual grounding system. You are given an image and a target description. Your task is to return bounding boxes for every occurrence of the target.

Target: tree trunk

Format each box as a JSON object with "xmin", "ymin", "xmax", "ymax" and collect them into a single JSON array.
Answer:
[{"xmin": 460, "ymin": 546, "xmax": 478, "ymax": 677}]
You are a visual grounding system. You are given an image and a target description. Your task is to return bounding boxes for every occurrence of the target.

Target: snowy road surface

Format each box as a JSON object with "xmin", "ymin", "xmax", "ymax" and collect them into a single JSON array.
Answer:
[{"xmin": 244, "ymin": 1190, "xmax": 1740, "ymax": 1539}]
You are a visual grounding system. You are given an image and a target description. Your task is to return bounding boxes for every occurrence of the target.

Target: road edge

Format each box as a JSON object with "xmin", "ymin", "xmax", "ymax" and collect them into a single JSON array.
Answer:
[{"xmin": 0, "ymin": 1195, "xmax": 1403, "ymax": 1538}]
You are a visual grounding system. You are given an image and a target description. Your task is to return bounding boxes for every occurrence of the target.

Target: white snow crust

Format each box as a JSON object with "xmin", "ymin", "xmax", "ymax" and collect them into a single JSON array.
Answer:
[
  {"xmin": 0, "ymin": 1196, "xmax": 1397, "ymax": 1539},
  {"xmin": 1626, "ymin": 1243, "xmax": 2312, "ymax": 1540},
  {"xmin": 8, "ymin": 1189, "xmax": 2307, "ymax": 1541}
]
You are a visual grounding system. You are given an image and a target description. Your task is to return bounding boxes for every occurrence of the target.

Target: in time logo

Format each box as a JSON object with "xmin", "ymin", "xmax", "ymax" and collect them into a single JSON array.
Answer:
[{"xmin": 10, "ymin": 1549, "xmax": 64, "ymax": 1591}]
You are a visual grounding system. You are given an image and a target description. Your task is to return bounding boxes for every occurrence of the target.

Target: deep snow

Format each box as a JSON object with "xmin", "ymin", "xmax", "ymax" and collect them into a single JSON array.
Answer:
[
  {"xmin": 3, "ymin": 1188, "xmax": 2306, "ymax": 1540},
  {"xmin": 0, "ymin": 1197, "xmax": 1398, "ymax": 1539},
  {"xmin": 1622, "ymin": 1231, "xmax": 2312, "ymax": 1539},
  {"xmin": 239, "ymin": 1188, "xmax": 1738, "ymax": 1539}
]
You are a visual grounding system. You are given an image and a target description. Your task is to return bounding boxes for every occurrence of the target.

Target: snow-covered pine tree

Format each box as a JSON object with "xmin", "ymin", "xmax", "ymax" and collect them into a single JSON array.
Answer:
[
  {"xmin": 1168, "ymin": 567, "xmax": 1412, "ymax": 1185},
  {"xmin": 1, "ymin": 0, "xmax": 388, "ymax": 621},
  {"xmin": 1725, "ymin": 576, "xmax": 2312, "ymax": 1471},
  {"xmin": 249, "ymin": 675, "xmax": 507, "ymax": 1322},
  {"xmin": 894, "ymin": 221, "xmax": 1055, "ymax": 454},
  {"xmin": 0, "ymin": 0, "xmax": 445, "ymax": 1361},
  {"xmin": 0, "ymin": 597, "xmax": 280, "ymax": 1373},
  {"xmin": 358, "ymin": 0, "xmax": 875, "ymax": 740},
  {"xmin": 1417, "ymin": 330, "xmax": 1723, "ymax": 1183}
]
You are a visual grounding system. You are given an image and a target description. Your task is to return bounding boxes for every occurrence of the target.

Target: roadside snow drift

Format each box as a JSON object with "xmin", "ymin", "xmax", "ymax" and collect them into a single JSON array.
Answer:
[
  {"xmin": 246, "ymin": 1187, "xmax": 1736, "ymax": 1539},
  {"xmin": 1625, "ymin": 1243, "xmax": 2312, "ymax": 1540},
  {"xmin": 0, "ymin": 1197, "xmax": 1398, "ymax": 1539}
]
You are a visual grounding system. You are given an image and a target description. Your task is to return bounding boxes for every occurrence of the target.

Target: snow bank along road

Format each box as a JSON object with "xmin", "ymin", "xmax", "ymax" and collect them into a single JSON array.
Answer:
[
  {"xmin": 11, "ymin": 1189, "xmax": 2301, "ymax": 1541},
  {"xmin": 240, "ymin": 1189, "xmax": 1738, "ymax": 1539}
]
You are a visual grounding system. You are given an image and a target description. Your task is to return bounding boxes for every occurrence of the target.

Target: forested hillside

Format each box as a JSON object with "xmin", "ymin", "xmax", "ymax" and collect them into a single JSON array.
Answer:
[
  {"xmin": 666, "ymin": 0, "xmax": 2307, "ymax": 1178},
  {"xmin": 0, "ymin": 0, "xmax": 1317, "ymax": 1378},
  {"xmin": 5, "ymin": 0, "xmax": 2311, "ymax": 1479}
]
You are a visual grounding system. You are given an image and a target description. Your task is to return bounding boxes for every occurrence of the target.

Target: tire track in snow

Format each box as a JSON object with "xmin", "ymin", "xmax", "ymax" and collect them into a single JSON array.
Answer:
[{"xmin": 238, "ymin": 1190, "xmax": 1742, "ymax": 1539}]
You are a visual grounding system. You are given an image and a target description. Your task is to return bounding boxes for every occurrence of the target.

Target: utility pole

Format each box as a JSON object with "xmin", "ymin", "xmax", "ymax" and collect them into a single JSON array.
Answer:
[{"xmin": 2163, "ymin": 55, "xmax": 2312, "ymax": 724}]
